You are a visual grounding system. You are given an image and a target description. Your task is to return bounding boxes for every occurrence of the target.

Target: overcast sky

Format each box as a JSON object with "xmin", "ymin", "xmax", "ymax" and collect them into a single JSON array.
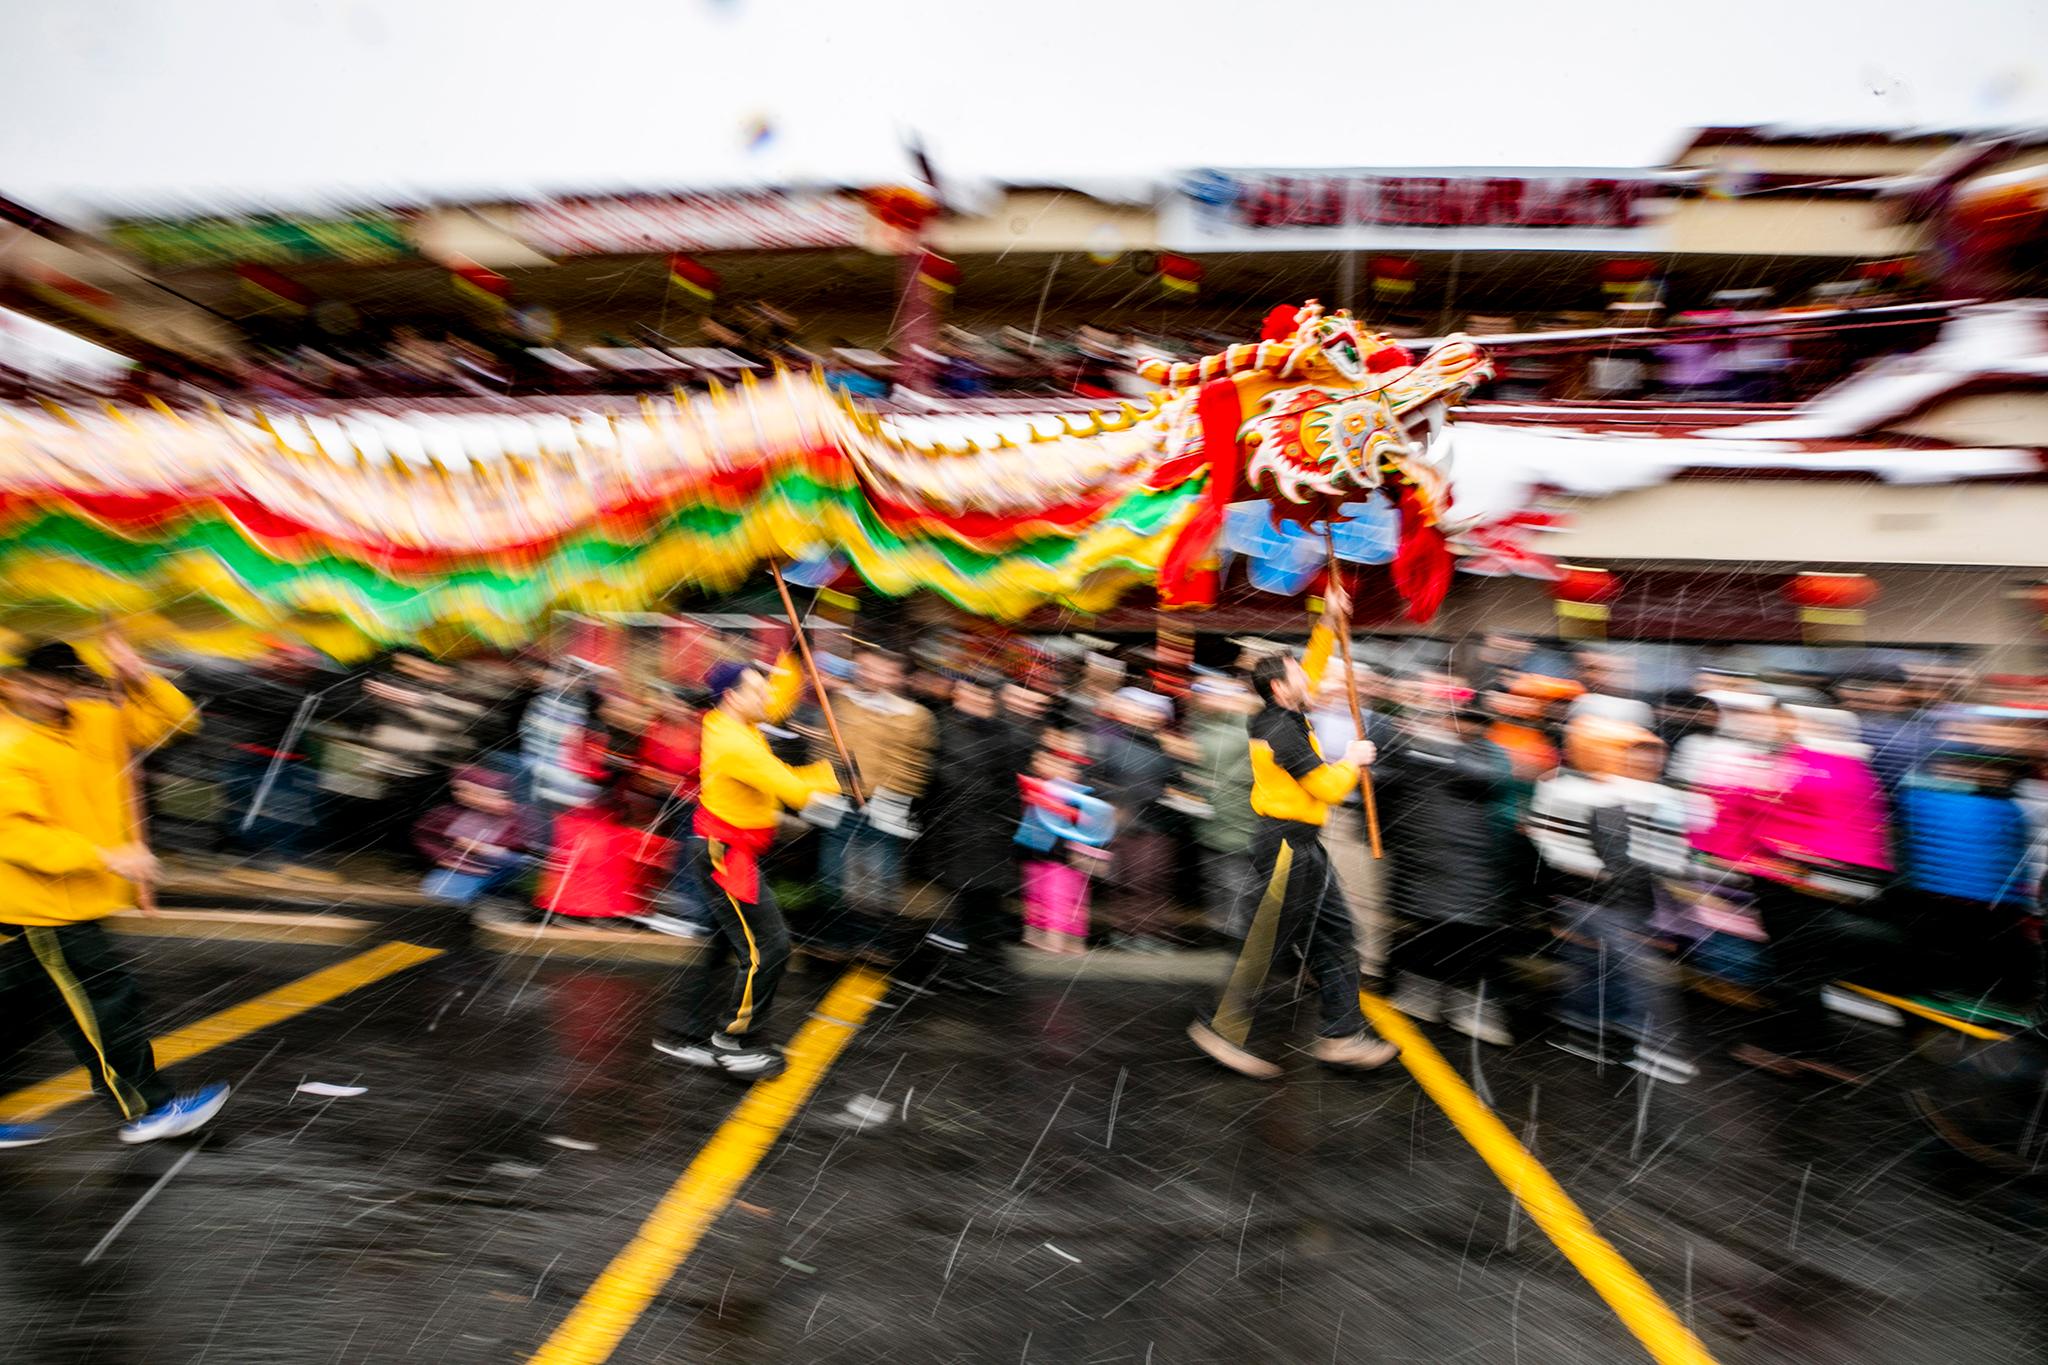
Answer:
[{"xmin": 3, "ymin": 0, "xmax": 2046, "ymax": 216}]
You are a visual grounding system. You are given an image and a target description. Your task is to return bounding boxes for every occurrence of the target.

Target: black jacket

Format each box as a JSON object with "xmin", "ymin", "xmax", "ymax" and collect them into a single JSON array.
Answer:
[
  {"xmin": 1377, "ymin": 732, "xmax": 1516, "ymax": 926},
  {"xmin": 1093, "ymin": 724, "xmax": 1180, "ymax": 836},
  {"xmin": 922, "ymin": 708, "xmax": 1034, "ymax": 891}
]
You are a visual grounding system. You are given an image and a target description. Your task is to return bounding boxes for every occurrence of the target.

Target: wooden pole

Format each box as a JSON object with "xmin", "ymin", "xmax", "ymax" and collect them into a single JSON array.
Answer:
[
  {"xmin": 1323, "ymin": 533, "xmax": 1383, "ymax": 859},
  {"xmin": 96, "ymin": 622, "xmax": 159, "ymax": 915},
  {"xmin": 769, "ymin": 560, "xmax": 863, "ymax": 808}
]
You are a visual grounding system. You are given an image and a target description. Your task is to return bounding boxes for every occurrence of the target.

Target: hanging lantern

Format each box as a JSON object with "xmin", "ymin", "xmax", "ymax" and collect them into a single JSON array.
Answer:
[
  {"xmin": 26, "ymin": 267, "xmax": 118, "ymax": 326},
  {"xmin": 864, "ymin": 186, "xmax": 939, "ymax": 236},
  {"xmin": 915, "ymin": 251, "xmax": 960, "ymax": 295},
  {"xmin": 1552, "ymin": 564, "xmax": 1620, "ymax": 639},
  {"xmin": 1597, "ymin": 258, "xmax": 1656, "ymax": 301},
  {"xmin": 235, "ymin": 263, "xmax": 314, "ymax": 315},
  {"xmin": 1854, "ymin": 257, "xmax": 1913, "ymax": 296},
  {"xmin": 1157, "ymin": 253, "xmax": 1203, "ymax": 298},
  {"xmin": 1784, "ymin": 571, "xmax": 1878, "ymax": 642},
  {"xmin": 451, "ymin": 262, "xmax": 511, "ymax": 311},
  {"xmin": 1370, "ymin": 255, "xmax": 1417, "ymax": 299},
  {"xmin": 667, "ymin": 254, "xmax": 721, "ymax": 302}
]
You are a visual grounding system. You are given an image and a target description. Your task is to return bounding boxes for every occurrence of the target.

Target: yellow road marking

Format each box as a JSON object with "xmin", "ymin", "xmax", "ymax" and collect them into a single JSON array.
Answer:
[
  {"xmin": 1834, "ymin": 982, "xmax": 2009, "ymax": 1041},
  {"xmin": 1362, "ymin": 994, "xmax": 1718, "ymax": 1365},
  {"xmin": 529, "ymin": 966, "xmax": 888, "ymax": 1365},
  {"xmin": 0, "ymin": 939, "xmax": 443, "ymax": 1123}
]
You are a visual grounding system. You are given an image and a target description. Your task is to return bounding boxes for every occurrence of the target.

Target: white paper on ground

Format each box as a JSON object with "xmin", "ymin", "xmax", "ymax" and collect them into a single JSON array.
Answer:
[{"xmin": 295, "ymin": 1082, "xmax": 367, "ymax": 1098}]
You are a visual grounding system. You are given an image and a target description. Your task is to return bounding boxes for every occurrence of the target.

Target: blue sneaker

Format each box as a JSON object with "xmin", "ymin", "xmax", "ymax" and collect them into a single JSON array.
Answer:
[
  {"xmin": 0, "ymin": 1123, "xmax": 53, "ymax": 1149},
  {"xmin": 117, "ymin": 1084, "xmax": 231, "ymax": 1146}
]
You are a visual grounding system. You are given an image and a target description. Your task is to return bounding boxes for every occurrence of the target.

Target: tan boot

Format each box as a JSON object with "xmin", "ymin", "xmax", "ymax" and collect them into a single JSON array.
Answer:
[
  {"xmin": 1311, "ymin": 1032, "xmax": 1400, "ymax": 1070},
  {"xmin": 1188, "ymin": 1020, "xmax": 1283, "ymax": 1081}
]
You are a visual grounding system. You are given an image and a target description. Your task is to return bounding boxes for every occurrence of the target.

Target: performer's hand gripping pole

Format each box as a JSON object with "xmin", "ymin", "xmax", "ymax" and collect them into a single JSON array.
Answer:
[
  {"xmin": 1324, "ymin": 534, "xmax": 1383, "ymax": 859},
  {"xmin": 770, "ymin": 561, "xmax": 864, "ymax": 808}
]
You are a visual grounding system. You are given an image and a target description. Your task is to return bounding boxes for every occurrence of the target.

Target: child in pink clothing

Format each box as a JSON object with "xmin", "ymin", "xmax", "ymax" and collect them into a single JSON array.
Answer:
[{"xmin": 1018, "ymin": 737, "xmax": 1111, "ymax": 954}]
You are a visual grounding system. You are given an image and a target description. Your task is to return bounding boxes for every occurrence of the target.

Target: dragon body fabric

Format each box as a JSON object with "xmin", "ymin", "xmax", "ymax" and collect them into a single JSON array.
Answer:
[{"xmin": 0, "ymin": 304, "xmax": 1489, "ymax": 655}]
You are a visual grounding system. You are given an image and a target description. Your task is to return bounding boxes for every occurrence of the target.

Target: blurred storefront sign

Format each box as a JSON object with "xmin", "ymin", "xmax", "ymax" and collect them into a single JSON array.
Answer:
[
  {"xmin": 108, "ymin": 213, "xmax": 414, "ymax": 269},
  {"xmin": 511, "ymin": 191, "xmax": 865, "ymax": 256},
  {"xmin": 1164, "ymin": 169, "xmax": 1674, "ymax": 252}
]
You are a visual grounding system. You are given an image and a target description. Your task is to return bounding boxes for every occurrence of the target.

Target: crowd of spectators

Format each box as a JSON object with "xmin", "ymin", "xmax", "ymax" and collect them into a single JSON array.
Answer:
[{"xmin": 143, "ymin": 620, "xmax": 2048, "ymax": 1083}]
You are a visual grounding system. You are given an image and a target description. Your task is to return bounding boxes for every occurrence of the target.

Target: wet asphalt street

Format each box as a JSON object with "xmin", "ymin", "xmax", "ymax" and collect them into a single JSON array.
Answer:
[{"xmin": 3, "ymin": 932, "xmax": 2046, "ymax": 1364}]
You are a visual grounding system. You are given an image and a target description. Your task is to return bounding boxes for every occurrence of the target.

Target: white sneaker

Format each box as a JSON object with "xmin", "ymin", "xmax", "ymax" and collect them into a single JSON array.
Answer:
[
  {"xmin": 1444, "ymin": 990, "xmax": 1514, "ymax": 1047},
  {"xmin": 633, "ymin": 913, "xmax": 709, "ymax": 940},
  {"xmin": 1628, "ymin": 1044, "xmax": 1699, "ymax": 1086},
  {"xmin": 1821, "ymin": 985, "xmax": 1904, "ymax": 1028},
  {"xmin": 709, "ymin": 1033, "xmax": 787, "ymax": 1080},
  {"xmin": 1390, "ymin": 974, "xmax": 1444, "ymax": 1023},
  {"xmin": 653, "ymin": 1038, "xmax": 718, "ymax": 1068},
  {"xmin": 117, "ymin": 1083, "xmax": 230, "ymax": 1145}
]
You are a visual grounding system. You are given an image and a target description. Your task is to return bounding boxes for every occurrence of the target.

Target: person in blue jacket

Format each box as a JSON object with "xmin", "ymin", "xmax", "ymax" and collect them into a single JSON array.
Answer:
[{"xmin": 1897, "ymin": 745, "xmax": 2038, "ymax": 1008}]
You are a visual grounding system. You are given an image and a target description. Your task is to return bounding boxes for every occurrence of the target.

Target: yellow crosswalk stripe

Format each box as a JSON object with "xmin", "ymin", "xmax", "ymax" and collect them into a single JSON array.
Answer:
[
  {"xmin": 1364, "ymin": 993, "xmax": 1719, "ymax": 1365},
  {"xmin": 0, "ymin": 939, "xmax": 443, "ymax": 1123},
  {"xmin": 528, "ymin": 965, "xmax": 888, "ymax": 1365}
]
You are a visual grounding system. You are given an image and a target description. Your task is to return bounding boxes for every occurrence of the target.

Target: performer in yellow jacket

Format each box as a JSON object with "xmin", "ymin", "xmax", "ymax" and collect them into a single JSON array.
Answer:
[
  {"xmin": 1189, "ymin": 587, "xmax": 1400, "ymax": 1079},
  {"xmin": 0, "ymin": 638, "xmax": 228, "ymax": 1148},
  {"xmin": 655, "ymin": 653, "xmax": 840, "ymax": 1080}
]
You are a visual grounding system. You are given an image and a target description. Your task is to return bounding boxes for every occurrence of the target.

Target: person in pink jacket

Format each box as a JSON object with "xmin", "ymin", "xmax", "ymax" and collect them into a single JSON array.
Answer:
[
  {"xmin": 1736, "ymin": 705, "xmax": 1892, "ymax": 1083},
  {"xmin": 1762, "ymin": 707, "xmax": 1893, "ymax": 891}
]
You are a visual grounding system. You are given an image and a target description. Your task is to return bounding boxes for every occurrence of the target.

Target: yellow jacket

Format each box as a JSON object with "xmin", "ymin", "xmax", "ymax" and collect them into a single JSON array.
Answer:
[
  {"xmin": 697, "ymin": 656, "xmax": 839, "ymax": 833},
  {"xmin": 0, "ymin": 675, "xmax": 199, "ymax": 926},
  {"xmin": 1246, "ymin": 626, "xmax": 1357, "ymax": 826}
]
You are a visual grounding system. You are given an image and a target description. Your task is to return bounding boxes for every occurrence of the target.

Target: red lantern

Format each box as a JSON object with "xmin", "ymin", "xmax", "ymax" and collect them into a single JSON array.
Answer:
[
  {"xmin": 1551, "ymin": 565, "xmax": 1619, "ymax": 639},
  {"xmin": 667, "ymin": 254, "xmax": 720, "ymax": 302},
  {"xmin": 1783, "ymin": 572, "xmax": 1878, "ymax": 613},
  {"xmin": 1157, "ymin": 253, "xmax": 1203, "ymax": 297},
  {"xmin": 1598, "ymin": 257, "xmax": 1656, "ymax": 300},
  {"xmin": 235, "ymin": 263, "xmax": 314, "ymax": 314},
  {"xmin": 1784, "ymin": 571, "xmax": 1878, "ymax": 641},
  {"xmin": 915, "ymin": 251, "xmax": 961, "ymax": 295},
  {"xmin": 1370, "ymin": 255, "xmax": 1417, "ymax": 298},
  {"xmin": 864, "ymin": 186, "xmax": 938, "ymax": 235},
  {"xmin": 1552, "ymin": 565, "xmax": 1621, "ymax": 605},
  {"xmin": 452, "ymin": 262, "xmax": 511, "ymax": 310}
]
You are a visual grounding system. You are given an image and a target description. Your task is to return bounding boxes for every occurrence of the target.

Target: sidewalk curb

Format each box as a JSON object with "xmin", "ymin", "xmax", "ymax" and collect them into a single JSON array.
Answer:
[
  {"xmin": 472, "ymin": 910, "xmax": 708, "ymax": 965},
  {"xmin": 157, "ymin": 871, "xmax": 439, "ymax": 913},
  {"xmin": 105, "ymin": 907, "xmax": 377, "ymax": 947},
  {"xmin": 1009, "ymin": 949, "xmax": 1228, "ymax": 984}
]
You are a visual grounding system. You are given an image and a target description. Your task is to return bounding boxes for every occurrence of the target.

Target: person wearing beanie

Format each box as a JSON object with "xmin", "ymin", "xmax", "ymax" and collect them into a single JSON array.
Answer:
[
  {"xmin": 1092, "ymin": 684, "xmax": 1183, "ymax": 947},
  {"xmin": 1188, "ymin": 585, "xmax": 1399, "ymax": 1079},
  {"xmin": 654, "ymin": 652, "xmax": 840, "ymax": 1081},
  {"xmin": 0, "ymin": 636, "xmax": 228, "ymax": 1149},
  {"xmin": 1529, "ymin": 715, "xmax": 1700, "ymax": 1084}
]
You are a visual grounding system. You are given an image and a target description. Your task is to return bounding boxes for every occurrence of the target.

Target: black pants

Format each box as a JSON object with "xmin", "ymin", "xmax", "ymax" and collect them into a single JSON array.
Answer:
[
  {"xmin": 665, "ymin": 836, "xmax": 792, "ymax": 1042},
  {"xmin": 1391, "ymin": 918, "xmax": 1510, "ymax": 991},
  {"xmin": 0, "ymin": 921, "xmax": 174, "ymax": 1121},
  {"xmin": 1907, "ymin": 892, "xmax": 2041, "ymax": 1007},
  {"xmin": 1207, "ymin": 821, "xmax": 1367, "ymax": 1046},
  {"xmin": 1752, "ymin": 880, "xmax": 1851, "ymax": 1057}
]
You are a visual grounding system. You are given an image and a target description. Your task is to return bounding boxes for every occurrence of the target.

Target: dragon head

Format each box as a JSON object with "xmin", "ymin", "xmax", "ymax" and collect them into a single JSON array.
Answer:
[{"xmin": 1238, "ymin": 301, "xmax": 1493, "ymax": 519}]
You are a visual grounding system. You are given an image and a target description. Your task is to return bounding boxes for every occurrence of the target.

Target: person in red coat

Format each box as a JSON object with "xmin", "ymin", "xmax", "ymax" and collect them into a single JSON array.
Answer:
[{"xmin": 535, "ymin": 764, "xmax": 674, "ymax": 924}]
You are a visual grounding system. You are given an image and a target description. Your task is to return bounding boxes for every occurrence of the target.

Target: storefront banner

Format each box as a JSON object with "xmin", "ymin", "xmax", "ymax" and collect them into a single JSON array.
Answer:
[
  {"xmin": 1165, "ymin": 169, "xmax": 1674, "ymax": 252},
  {"xmin": 512, "ymin": 191, "xmax": 865, "ymax": 256},
  {"xmin": 108, "ymin": 213, "xmax": 414, "ymax": 269}
]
